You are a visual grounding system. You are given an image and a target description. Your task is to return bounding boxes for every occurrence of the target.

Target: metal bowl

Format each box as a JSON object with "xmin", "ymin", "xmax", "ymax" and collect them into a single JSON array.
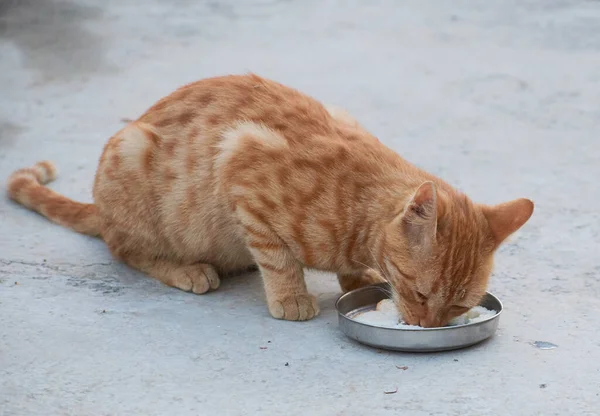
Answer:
[{"xmin": 335, "ymin": 282, "xmax": 503, "ymax": 352}]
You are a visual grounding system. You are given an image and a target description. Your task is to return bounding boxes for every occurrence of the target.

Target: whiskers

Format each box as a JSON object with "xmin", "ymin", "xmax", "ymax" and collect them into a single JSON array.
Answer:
[
  {"xmin": 367, "ymin": 247, "xmax": 401, "ymax": 304},
  {"xmin": 371, "ymin": 284, "xmax": 393, "ymax": 298},
  {"xmin": 349, "ymin": 251, "xmax": 397, "ymax": 300},
  {"xmin": 350, "ymin": 258, "xmax": 381, "ymax": 280}
]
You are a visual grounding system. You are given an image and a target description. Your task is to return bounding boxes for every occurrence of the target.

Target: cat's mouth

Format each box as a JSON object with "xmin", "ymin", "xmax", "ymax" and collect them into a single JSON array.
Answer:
[
  {"xmin": 399, "ymin": 305, "xmax": 446, "ymax": 328},
  {"xmin": 397, "ymin": 308, "xmax": 422, "ymax": 326},
  {"xmin": 401, "ymin": 315, "xmax": 442, "ymax": 328}
]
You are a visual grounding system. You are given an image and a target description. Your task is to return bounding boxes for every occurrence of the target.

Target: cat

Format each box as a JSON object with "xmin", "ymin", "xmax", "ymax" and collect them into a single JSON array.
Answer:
[{"xmin": 6, "ymin": 73, "xmax": 534, "ymax": 327}]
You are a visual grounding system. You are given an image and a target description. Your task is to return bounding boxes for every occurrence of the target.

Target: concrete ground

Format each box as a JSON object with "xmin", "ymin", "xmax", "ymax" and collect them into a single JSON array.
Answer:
[{"xmin": 1, "ymin": 0, "xmax": 599, "ymax": 415}]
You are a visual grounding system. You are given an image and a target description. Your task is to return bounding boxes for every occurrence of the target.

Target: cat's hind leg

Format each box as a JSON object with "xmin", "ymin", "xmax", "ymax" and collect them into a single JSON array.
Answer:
[
  {"xmin": 105, "ymin": 230, "xmax": 220, "ymax": 294},
  {"xmin": 133, "ymin": 260, "xmax": 220, "ymax": 294}
]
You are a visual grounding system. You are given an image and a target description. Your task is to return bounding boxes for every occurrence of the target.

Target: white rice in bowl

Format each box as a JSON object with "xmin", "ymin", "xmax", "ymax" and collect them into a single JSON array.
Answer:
[{"xmin": 351, "ymin": 299, "xmax": 496, "ymax": 329}]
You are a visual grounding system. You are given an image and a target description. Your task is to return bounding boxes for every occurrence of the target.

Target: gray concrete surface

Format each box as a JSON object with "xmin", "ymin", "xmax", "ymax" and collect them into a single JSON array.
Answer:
[{"xmin": 1, "ymin": 0, "xmax": 599, "ymax": 415}]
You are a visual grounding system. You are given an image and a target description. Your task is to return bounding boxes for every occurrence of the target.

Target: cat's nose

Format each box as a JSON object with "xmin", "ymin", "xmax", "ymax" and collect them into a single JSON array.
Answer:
[
  {"xmin": 419, "ymin": 316, "xmax": 439, "ymax": 328},
  {"xmin": 419, "ymin": 318, "xmax": 431, "ymax": 328},
  {"xmin": 402, "ymin": 314, "xmax": 420, "ymax": 326}
]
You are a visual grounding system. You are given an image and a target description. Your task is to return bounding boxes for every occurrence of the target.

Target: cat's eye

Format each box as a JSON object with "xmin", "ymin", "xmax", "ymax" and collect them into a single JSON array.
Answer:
[{"xmin": 415, "ymin": 291, "xmax": 428, "ymax": 303}]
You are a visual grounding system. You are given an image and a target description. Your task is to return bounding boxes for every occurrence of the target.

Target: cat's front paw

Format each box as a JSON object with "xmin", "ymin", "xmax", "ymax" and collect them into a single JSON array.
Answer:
[{"xmin": 268, "ymin": 294, "xmax": 319, "ymax": 321}]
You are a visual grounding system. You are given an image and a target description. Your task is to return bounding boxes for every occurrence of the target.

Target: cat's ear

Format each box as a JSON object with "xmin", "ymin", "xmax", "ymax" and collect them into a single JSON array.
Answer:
[
  {"xmin": 401, "ymin": 181, "xmax": 438, "ymax": 248},
  {"xmin": 482, "ymin": 198, "xmax": 534, "ymax": 246}
]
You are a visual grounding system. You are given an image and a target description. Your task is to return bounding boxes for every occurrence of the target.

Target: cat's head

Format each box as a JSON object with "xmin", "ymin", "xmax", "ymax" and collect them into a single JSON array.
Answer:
[{"xmin": 382, "ymin": 181, "xmax": 534, "ymax": 328}]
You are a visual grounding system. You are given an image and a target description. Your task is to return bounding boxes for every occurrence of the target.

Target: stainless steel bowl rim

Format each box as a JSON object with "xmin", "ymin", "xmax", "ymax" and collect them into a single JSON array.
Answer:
[{"xmin": 335, "ymin": 287, "xmax": 503, "ymax": 331}]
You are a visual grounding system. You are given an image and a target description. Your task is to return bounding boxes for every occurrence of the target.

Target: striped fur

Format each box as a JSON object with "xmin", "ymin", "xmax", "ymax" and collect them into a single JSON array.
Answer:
[
  {"xmin": 7, "ymin": 161, "xmax": 100, "ymax": 236},
  {"xmin": 6, "ymin": 74, "xmax": 534, "ymax": 325}
]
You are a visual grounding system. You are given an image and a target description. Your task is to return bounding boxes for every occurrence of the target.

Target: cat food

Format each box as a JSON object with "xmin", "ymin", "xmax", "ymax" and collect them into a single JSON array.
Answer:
[{"xmin": 352, "ymin": 299, "xmax": 496, "ymax": 329}]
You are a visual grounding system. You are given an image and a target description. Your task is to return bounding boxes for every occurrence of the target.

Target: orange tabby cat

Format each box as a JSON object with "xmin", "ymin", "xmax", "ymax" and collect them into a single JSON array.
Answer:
[{"xmin": 6, "ymin": 74, "xmax": 534, "ymax": 327}]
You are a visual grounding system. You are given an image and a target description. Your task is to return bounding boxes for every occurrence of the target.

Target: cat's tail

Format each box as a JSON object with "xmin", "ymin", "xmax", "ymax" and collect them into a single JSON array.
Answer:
[{"xmin": 6, "ymin": 161, "xmax": 101, "ymax": 237}]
